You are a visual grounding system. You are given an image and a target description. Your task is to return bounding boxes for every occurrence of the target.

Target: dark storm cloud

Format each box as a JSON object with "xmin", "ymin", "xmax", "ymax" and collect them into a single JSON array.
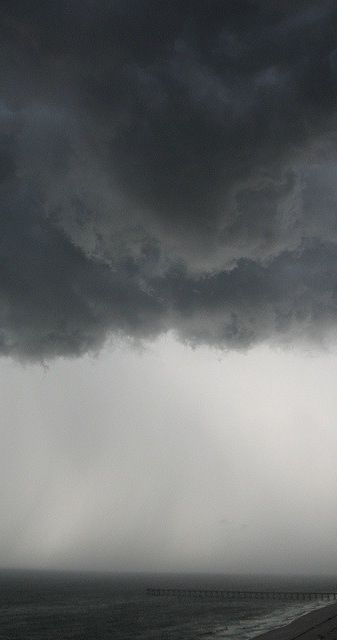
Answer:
[{"xmin": 1, "ymin": 0, "xmax": 337, "ymax": 357}]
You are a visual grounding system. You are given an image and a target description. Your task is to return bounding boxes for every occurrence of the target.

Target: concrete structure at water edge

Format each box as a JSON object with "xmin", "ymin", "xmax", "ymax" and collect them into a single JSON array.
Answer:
[{"xmin": 146, "ymin": 588, "xmax": 337, "ymax": 601}]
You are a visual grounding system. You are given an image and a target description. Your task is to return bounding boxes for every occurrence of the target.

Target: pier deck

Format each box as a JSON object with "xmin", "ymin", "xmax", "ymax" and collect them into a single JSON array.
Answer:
[{"xmin": 147, "ymin": 588, "xmax": 337, "ymax": 601}]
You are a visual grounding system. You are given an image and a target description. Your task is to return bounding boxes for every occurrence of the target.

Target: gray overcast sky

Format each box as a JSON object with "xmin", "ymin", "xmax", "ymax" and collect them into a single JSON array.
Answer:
[
  {"xmin": 1, "ymin": 336, "xmax": 337, "ymax": 575},
  {"xmin": 1, "ymin": 1, "xmax": 337, "ymax": 574}
]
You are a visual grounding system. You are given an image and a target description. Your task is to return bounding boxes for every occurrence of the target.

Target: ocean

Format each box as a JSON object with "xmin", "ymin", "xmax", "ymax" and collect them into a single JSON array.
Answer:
[{"xmin": 0, "ymin": 570, "xmax": 335, "ymax": 639}]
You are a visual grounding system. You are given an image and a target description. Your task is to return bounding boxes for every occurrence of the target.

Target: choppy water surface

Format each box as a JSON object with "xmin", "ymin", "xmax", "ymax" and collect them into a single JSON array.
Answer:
[{"xmin": 0, "ymin": 571, "xmax": 335, "ymax": 639}]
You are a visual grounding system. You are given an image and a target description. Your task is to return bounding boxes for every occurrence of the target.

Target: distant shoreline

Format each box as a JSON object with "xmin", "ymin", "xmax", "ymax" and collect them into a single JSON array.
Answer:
[{"xmin": 255, "ymin": 602, "xmax": 337, "ymax": 640}]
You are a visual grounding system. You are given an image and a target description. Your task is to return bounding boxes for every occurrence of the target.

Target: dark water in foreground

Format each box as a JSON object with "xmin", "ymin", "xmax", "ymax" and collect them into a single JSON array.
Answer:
[{"xmin": 0, "ymin": 571, "xmax": 336, "ymax": 639}]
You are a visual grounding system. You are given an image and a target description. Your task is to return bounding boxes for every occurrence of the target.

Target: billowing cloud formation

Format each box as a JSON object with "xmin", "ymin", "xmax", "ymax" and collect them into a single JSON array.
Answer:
[{"xmin": 1, "ymin": 0, "xmax": 337, "ymax": 358}]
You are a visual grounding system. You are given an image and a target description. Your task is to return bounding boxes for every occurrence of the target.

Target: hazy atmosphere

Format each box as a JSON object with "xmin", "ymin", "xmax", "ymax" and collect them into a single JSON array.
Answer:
[
  {"xmin": 2, "ymin": 338, "xmax": 337, "ymax": 575},
  {"xmin": 1, "ymin": 1, "xmax": 337, "ymax": 577}
]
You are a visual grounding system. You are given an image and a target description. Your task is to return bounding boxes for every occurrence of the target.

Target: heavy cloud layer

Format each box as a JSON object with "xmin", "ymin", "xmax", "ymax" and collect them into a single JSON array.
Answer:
[{"xmin": 1, "ymin": 0, "xmax": 337, "ymax": 358}]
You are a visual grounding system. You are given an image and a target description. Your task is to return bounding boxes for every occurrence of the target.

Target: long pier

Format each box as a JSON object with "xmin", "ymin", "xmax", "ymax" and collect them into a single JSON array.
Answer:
[{"xmin": 147, "ymin": 588, "xmax": 337, "ymax": 601}]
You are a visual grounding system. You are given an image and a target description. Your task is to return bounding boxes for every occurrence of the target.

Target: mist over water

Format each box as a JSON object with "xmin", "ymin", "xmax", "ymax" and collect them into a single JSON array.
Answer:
[{"xmin": 1, "ymin": 337, "xmax": 337, "ymax": 576}]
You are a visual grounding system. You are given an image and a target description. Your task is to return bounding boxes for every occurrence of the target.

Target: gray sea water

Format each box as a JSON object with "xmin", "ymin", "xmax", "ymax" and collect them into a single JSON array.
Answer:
[{"xmin": 0, "ymin": 570, "xmax": 335, "ymax": 639}]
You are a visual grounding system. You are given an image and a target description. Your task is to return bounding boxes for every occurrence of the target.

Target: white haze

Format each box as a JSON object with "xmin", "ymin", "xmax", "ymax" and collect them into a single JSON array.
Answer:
[{"xmin": 1, "ymin": 335, "xmax": 337, "ymax": 575}]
